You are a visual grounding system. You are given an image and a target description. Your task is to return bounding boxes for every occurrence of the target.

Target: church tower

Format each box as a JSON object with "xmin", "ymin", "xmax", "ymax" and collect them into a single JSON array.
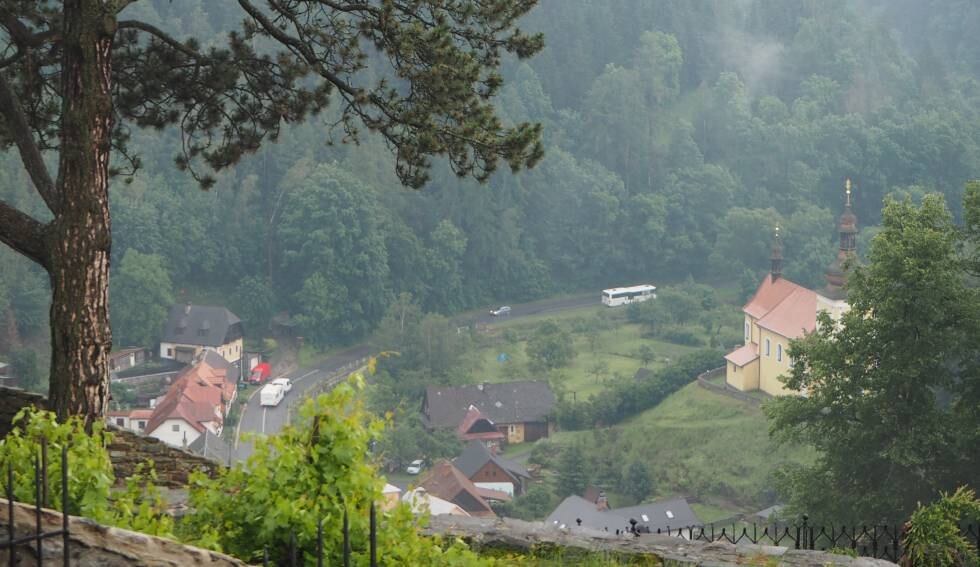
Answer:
[
  {"xmin": 770, "ymin": 226, "xmax": 783, "ymax": 280},
  {"xmin": 823, "ymin": 178, "xmax": 858, "ymax": 300}
]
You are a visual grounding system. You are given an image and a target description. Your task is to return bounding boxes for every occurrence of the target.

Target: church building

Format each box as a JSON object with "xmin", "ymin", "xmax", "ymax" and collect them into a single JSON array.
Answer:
[{"xmin": 725, "ymin": 180, "xmax": 858, "ymax": 396}]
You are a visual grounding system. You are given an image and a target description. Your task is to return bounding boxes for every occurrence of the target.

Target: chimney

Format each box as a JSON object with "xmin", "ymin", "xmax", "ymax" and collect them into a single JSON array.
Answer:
[
  {"xmin": 184, "ymin": 303, "xmax": 192, "ymax": 315},
  {"xmin": 477, "ymin": 383, "xmax": 484, "ymax": 391}
]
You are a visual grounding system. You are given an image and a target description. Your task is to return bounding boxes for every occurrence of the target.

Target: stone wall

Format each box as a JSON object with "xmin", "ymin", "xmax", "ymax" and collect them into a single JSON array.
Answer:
[
  {"xmin": 0, "ymin": 386, "xmax": 220, "ymax": 488},
  {"xmin": 425, "ymin": 515, "xmax": 899, "ymax": 567},
  {"xmin": 0, "ymin": 497, "xmax": 248, "ymax": 567}
]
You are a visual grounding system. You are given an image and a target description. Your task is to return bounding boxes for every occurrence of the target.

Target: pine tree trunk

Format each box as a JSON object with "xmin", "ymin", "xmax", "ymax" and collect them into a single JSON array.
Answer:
[{"xmin": 46, "ymin": 2, "xmax": 116, "ymax": 427}]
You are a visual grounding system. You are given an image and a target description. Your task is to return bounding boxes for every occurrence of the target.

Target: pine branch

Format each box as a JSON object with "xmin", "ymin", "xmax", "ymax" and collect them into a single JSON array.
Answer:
[
  {"xmin": 0, "ymin": 72, "xmax": 59, "ymax": 213},
  {"xmin": 117, "ymin": 21, "xmax": 204, "ymax": 61},
  {"xmin": 0, "ymin": 199, "xmax": 49, "ymax": 268}
]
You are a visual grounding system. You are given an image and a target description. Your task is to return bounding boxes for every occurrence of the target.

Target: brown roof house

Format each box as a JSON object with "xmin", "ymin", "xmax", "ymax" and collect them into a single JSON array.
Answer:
[
  {"xmin": 422, "ymin": 381, "xmax": 555, "ymax": 445},
  {"xmin": 418, "ymin": 460, "xmax": 510, "ymax": 517},
  {"xmin": 453, "ymin": 440, "xmax": 531, "ymax": 497},
  {"xmin": 455, "ymin": 405, "xmax": 506, "ymax": 447}
]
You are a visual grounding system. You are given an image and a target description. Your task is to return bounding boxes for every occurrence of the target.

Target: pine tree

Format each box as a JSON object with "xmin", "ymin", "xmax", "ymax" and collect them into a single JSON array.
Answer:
[{"xmin": 556, "ymin": 444, "xmax": 589, "ymax": 498}]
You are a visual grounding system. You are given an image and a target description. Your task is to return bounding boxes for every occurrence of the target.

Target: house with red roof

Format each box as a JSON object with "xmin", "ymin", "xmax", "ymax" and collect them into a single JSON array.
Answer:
[
  {"xmin": 455, "ymin": 405, "xmax": 506, "ymax": 447},
  {"xmin": 418, "ymin": 460, "xmax": 510, "ymax": 517},
  {"xmin": 726, "ymin": 179, "xmax": 858, "ymax": 396},
  {"xmin": 143, "ymin": 353, "xmax": 238, "ymax": 448}
]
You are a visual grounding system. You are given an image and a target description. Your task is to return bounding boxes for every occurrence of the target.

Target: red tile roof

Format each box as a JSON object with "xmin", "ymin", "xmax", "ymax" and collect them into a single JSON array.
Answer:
[
  {"xmin": 756, "ymin": 286, "xmax": 817, "ymax": 339},
  {"xmin": 743, "ymin": 275, "xmax": 817, "ymax": 340},
  {"xmin": 419, "ymin": 461, "xmax": 496, "ymax": 517},
  {"xmin": 144, "ymin": 362, "xmax": 226, "ymax": 436},
  {"xmin": 456, "ymin": 405, "xmax": 506, "ymax": 442},
  {"xmin": 724, "ymin": 343, "xmax": 759, "ymax": 367}
]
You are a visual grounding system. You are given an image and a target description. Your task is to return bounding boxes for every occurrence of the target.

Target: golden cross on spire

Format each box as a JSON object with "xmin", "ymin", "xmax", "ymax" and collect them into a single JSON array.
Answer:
[{"xmin": 845, "ymin": 178, "xmax": 852, "ymax": 206}]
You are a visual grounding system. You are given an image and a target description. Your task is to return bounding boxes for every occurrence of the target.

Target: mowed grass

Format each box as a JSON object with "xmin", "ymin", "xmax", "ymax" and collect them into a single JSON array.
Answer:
[
  {"xmin": 551, "ymin": 383, "xmax": 815, "ymax": 515},
  {"xmin": 476, "ymin": 315, "xmax": 701, "ymax": 399}
]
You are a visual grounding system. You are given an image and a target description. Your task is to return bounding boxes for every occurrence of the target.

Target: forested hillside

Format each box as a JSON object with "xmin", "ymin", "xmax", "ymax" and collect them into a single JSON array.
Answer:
[{"xmin": 3, "ymin": 0, "xmax": 980, "ymax": 365}]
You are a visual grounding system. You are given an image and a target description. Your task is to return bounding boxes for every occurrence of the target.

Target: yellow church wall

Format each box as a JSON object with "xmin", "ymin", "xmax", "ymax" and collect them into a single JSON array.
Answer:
[
  {"xmin": 726, "ymin": 358, "xmax": 760, "ymax": 391},
  {"xmin": 758, "ymin": 328, "xmax": 794, "ymax": 396}
]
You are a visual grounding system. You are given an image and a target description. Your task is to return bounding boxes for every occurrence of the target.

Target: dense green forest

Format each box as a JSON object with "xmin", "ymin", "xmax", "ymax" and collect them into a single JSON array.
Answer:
[{"xmin": 3, "ymin": 0, "xmax": 980, "ymax": 363}]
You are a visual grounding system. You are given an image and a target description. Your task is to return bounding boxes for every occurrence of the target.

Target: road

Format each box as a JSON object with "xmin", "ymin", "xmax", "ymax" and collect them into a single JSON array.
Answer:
[
  {"xmin": 233, "ymin": 344, "xmax": 372, "ymax": 462},
  {"xmin": 232, "ymin": 292, "xmax": 600, "ymax": 462}
]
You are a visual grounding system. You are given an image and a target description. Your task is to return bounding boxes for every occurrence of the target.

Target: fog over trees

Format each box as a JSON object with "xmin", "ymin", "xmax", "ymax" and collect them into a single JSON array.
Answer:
[{"xmin": 3, "ymin": 1, "xmax": 980, "ymax": 415}]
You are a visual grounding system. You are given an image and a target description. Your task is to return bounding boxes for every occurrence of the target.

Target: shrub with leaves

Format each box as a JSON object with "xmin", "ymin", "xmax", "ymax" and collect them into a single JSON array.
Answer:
[
  {"xmin": 0, "ymin": 406, "xmax": 172, "ymax": 537},
  {"xmin": 179, "ymin": 374, "xmax": 497, "ymax": 565},
  {"xmin": 902, "ymin": 486, "xmax": 980, "ymax": 567}
]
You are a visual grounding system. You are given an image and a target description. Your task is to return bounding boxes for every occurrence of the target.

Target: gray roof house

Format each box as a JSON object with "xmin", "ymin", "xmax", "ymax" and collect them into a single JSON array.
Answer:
[
  {"xmin": 160, "ymin": 304, "xmax": 244, "ymax": 364},
  {"xmin": 422, "ymin": 381, "xmax": 555, "ymax": 443},
  {"xmin": 187, "ymin": 429, "xmax": 232, "ymax": 465},
  {"xmin": 547, "ymin": 494, "xmax": 701, "ymax": 534},
  {"xmin": 453, "ymin": 441, "xmax": 531, "ymax": 494}
]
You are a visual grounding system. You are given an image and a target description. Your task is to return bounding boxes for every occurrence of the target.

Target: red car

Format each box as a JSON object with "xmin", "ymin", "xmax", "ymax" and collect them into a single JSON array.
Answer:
[{"xmin": 248, "ymin": 362, "xmax": 271, "ymax": 384}]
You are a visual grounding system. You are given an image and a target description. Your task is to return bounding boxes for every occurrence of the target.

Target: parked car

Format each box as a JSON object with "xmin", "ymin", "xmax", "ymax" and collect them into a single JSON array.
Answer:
[
  {"xmin": 248, "ymin": 362, "xmax": 272, "ymax": 384},
  {"xmin": 406, "ymin": 459, "xmax": 425, "ymax": 475},
  {"xmin": 271, "ymin": 377, "xmax": 293, "ymax": 393},
  {"xmin": 259, "ymin": 383, "xmax": 285, "ymax": 407},
  {"xmin": 489, "ymin": 306, "xmax": 511, "ymax": 317}
]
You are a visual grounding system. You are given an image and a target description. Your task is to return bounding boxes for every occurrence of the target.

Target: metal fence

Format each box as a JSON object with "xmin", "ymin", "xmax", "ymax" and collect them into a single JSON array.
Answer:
[
  {"xmin": 1, "ymin": 437, "xmax": 71, "ymax": 566},
  {"xmin": 648, "ymin": 517, "xmax": 980, "ymax": 562},
  {"xmin": 260, "ymin": 503, "xmax": 378, "ymax": 567}
]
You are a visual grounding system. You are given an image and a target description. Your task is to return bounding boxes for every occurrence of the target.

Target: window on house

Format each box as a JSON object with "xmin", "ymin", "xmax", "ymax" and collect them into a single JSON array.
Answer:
[
  {"xmin": 138, "ymin": 421, "xmax": 146, "ymax": 430},
  {"xmin": 744, "ymin": 322, "xmax": 749, "ymax": 341},
  {"xmin": 172, "ymin": 424, "xmax": 180, "ymax": 432},
  {"xmin": 765, "ymin": 338, "xmax": 770, "ymax": 356},
  {"xmin": 777, "ymin": 344, "xmax": 782, "ymax": 362},
  {"xmin": 167, "ymin": 348, "xmax": 174, "ymax": 357},
  {"xmin": 116, "ymin": 418, "xmax": 124, "ymax": 426}
]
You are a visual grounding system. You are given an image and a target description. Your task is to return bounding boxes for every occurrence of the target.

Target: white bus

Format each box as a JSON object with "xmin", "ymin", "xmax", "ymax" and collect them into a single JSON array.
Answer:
[{"xmin": 601, "ymin": 284, "xmax": 657, "ymax": 307}]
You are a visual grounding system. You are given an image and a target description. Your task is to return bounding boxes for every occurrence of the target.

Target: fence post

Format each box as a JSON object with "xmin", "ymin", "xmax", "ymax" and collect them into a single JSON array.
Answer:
[
  {"xmin": 343, "ymin": 507, "xmax": 350, "ymax": 567},
  {"xmin": 317, "ymin": 517, "xmax": 323, "ymax": 567},
  {"xmin": 7, "ymin": 462, "xmax": 14, "ymax": 567},
  {"xmin": 370, "ymin": 502, "xmax": 377, "ymax": 567},
  {"xmin": 34, "ymin": 453, "xmax": 42, "ymax": 562},
  {"xmin": 62, "ymin": 445, "xmax": 69, "ymax": 566},
  {"xmin": 41, "ymin": 437, "xmax": 48, "ymax": 509}
]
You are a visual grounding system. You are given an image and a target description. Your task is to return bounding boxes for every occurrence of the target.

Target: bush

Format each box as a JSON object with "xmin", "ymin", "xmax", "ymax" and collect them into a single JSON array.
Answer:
[
  {"xmin": 902, "ymin": 486, "xmax": 980, "ymax": 567},
  {"xmin": 0, "ymin": 407, "xmax": 172, "ymax": 537},
  {"xmin": 658, "ymin": 326, "xmax": 704, "ymax": 346}
]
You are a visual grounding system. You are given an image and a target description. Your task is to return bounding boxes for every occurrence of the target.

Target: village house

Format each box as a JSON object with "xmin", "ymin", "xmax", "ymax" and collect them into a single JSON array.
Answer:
[
  {"xmin": 159, "ymin": 304, "xmax": 244, "ymax": 365},
  {"xmin": 401, "ymin": 487, "xmax": 470, "ymax": 517},
  {"xmin": 725, "ymin": 179, "xmax": 858, "ymax": 396},
  {"xmin": 108, "ymin": 347, "xmax": 150, "ymax": 374},
  {"xmin": 453, "ymin": 440, "xmax": 531, "ymax": 497},
  {"xmin": 142, "ymin": 354, "xmax": 238, "ymax": 448},
  {"xmin": 455, "ymin": 405, "xmax": 506, "ymax": 447},
  {"xmin": 105, "ymin": 408, "xmax": 153, "ymax": 434},
  {"xmin": 422, "ymin": 381, "xmax": 555, "ymax": 445},
  {"xmin": 547, "ymin": 491, "xmax": 701, "ymax": 534},
  {"xmin": 418, "ymin": 460, "xmax": 511, "ymax": 518}
]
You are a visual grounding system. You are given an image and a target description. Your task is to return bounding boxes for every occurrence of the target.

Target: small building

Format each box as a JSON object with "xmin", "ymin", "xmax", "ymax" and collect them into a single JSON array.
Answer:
[
  {"xmin": 108, "ymin": 347, "xmax": 149, "ymax": 373},
  {"xmin": 422, "ymin": 381, "xmax": 555, "ymax": 444},
  {"xmin": 455, "ymin": 405, "xmax": 506, "ymax": 448},
  {"xmin": 160, "ymin": 304, "xmax": 244, "ymax": 365},
  {"xmin": 453, "ymin": 441, "xmax": 531, "ymax": 497},
  {"xmin": 187, "ymin": 429, "xmax": 233, "ymax": 464},
  {"xmin": 418, "ymin": 460, "xmax": 510, "ymax": 518},
  {"xmin": 381, "ymin": 483, "xmax": 402, "ymax": 511},
  {"xmin": 143, "ymin": 356, "xmax": 237, "ymax": 448},
  {"xmin": 106, "ymin": 408, "xmax": 153, "ymax": 434},
  {"xmin": 547, "ymin": 494, "xmax": 701, "ymax": 534},
  {"xmin": 401, "ymin": 488, "xmax": 470, "ymax": 517}
]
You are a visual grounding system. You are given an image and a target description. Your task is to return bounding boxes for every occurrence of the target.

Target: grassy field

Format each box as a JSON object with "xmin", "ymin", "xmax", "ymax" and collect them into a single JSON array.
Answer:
[
  {"xmin": 549, "ymin": 382, "xmax": 814, "ymax": 519},
  {"xmin": 474, "ymin": 306, "xmax": 704, "ymax": 399}
]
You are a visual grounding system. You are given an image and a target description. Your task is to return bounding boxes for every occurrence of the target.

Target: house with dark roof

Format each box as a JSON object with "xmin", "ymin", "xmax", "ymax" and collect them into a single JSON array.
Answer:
[
  {"xmin": 108, "ymin": 347, "xmax": 149, "ymax": 374},
  {"xmin": 455, "ymin": 405, "xmax": 505, "ymax": 447},
  {"xmin": 160, "ymin": 304, "xmax": 244, "ymax": 365},
  {"xmin": 187, "ymin": 429, "xmax": 232, "ymax": 464},
  {"xmin": 418, "ymin": 460, "xmax": 510, "ymax": 517},
  {"xmin": 453, "ymin": 441, "xmax": 531, "ymax": 496},
  {"xmin": 422, "ymin": 381, "xmax": 555, "ymax": 444},
  {"xmin": 547, "ymin": 493, "xmax": 701, "ymax": 534},
  {"xmin": 725, "ymin": 179, "xmax": 858, "ymax": 396}
]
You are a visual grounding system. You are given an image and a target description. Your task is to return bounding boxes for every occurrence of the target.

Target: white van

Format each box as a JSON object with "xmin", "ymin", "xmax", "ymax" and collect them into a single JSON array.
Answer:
[{"xmin": 259, "ymin": 383, "xmax": 285, "ymax": 407}]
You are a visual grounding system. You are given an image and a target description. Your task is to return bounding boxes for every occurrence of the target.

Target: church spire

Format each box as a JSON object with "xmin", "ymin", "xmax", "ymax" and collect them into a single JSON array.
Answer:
[
  {"xmin": 770, "ymin": 225, "xmax": 783, "ymax": 280},
  {"xmin": 823, "ymin": 178, "xmax": 858, "ymax": 298}
]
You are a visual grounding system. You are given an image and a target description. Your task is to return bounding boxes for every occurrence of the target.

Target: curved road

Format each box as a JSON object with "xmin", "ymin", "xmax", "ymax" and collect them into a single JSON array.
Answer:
[{"xmin": 233, "ymin": 292, "xmax": 599, "ymax": 462}]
